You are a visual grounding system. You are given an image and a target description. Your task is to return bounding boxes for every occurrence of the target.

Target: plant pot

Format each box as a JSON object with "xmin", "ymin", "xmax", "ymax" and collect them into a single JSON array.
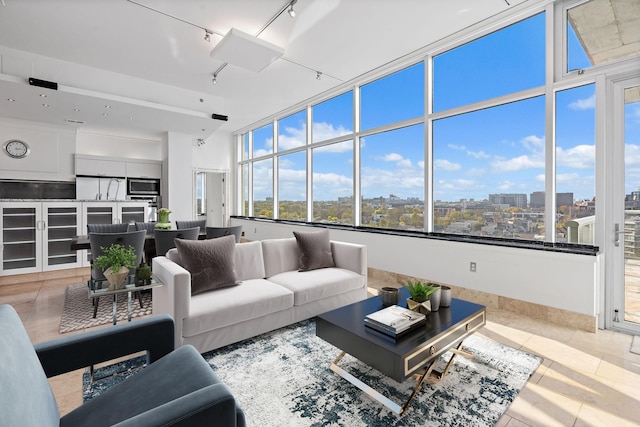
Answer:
[
  {"xmin": 406, "ymin": 298, "xmax": 424, "ymax": 312},
  {"xmin": 104, "ymin": 266, "xmax": 129, "ymax": 290},
  {"xmin": 429, "ymin": 286, "xmax": 442, "ymax": 311},
  {"xmin": 379, "ymin": 287, "xmax": 399, "ymax": 306},
  {"xmin": 134, "ymin": 262, "xmax": 152, "ymax": 286}
]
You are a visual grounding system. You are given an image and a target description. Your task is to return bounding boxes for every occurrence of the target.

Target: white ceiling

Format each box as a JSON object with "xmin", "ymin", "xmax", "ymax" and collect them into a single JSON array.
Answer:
[{"xmin": 0, "ymin": 0, "xmax": 531, "ymax": 139}]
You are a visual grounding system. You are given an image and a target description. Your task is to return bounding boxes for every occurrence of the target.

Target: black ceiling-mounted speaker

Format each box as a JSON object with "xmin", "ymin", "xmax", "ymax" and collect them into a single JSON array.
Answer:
[
  {"xmin": 211, "ymin": 113, "xmax": 228, "ymax": 121},
  {"xmin": 28, "ymin": 77, "xmax": 58, "ymax": 90}
]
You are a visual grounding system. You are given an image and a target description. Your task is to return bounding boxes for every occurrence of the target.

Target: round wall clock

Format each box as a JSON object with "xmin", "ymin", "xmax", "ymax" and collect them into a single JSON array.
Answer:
[{"xmin": 3, "ymin": 139, "xmax": 30, "ymax": 159}]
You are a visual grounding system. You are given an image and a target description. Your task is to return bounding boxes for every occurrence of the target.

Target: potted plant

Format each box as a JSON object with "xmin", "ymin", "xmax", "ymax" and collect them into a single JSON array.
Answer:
[
  {"xmin": 94, "ymin": 243, "xmax": 137, "ymax": 289},
  {"xmin": 404, "ymin": 280, "xmax": 439, "ymax": 312},
  {"xmin": 155, "ymin": 208, "xmax": 172, "ymax": 229}
]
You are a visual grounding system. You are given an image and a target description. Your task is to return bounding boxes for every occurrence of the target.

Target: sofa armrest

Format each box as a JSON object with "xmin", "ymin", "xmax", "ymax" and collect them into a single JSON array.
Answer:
[
  {"xmin": 152, "ymin": 256, "xmax": 192, "ymax": 348},
  {"xmin": 113, "ymin": 383, "xmax": 245, "ymax": 427},
  {"xmin": 331, "ymin": 241, "xmax": 367, "ymax": 284},
  {"xmin": 34, "ymin": 315, "xmax": 175, "ymax": 378}
]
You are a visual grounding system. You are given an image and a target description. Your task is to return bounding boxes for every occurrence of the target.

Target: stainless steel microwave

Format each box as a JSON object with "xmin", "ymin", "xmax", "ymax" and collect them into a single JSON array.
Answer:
[{"xmin": 127, "ymin": 178, "xmax": 160, "ymax": 195}]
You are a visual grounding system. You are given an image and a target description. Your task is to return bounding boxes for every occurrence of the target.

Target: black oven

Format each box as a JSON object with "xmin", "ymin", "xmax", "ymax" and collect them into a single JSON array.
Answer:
[{"xmin": 127, "ymin": 178, "xmax": 160, "ymax": 195}]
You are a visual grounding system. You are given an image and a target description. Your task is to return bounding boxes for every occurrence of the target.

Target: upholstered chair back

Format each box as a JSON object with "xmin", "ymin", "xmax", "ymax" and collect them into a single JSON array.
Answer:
[{"xmin": 0, "ymin": 305, "xmax": 59, "ymax": 427}]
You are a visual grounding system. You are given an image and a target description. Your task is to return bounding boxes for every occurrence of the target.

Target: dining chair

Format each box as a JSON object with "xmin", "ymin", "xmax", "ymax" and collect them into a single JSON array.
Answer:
[
  {"xmin": 154, "ymin": 227, "xmax": 200, "ymax": 257},
  {"xmin": 88, "ymin": 230, "xmax": 146, "ymax": 318},
  {"xmin": 87, "ymin": 223, "xmax": 130, "ymax": 233},
  {"xmin": 135, "ymin": 222, "xmax": 157, "ymax": 263},
  {"xmin": 175, "ymin": 219, "xmax": 206, "ymax": 233},
  {"xmin": 135, "ymin": 221, "xmax": 157, "ymax": 235},
  {"xmin": 206, "ymin": 225, "xmax": 242, "ymax": 243}
]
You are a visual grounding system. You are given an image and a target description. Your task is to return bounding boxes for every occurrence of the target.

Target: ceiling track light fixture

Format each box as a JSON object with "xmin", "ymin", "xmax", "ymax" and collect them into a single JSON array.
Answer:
[
  {"xmin": 212, "ymin": 74, "xmax": 217, "ymax": 84},
  {"xmin": 288, "ymin": 0, "xmax": 297, "ymax": 18},
  {"xmin": 204, "ymin": 30, "xmax": 211, "ymax": 42},
  {"xmin": 316, "ymin": 71, "xmax": 322, "ymax": 80}
]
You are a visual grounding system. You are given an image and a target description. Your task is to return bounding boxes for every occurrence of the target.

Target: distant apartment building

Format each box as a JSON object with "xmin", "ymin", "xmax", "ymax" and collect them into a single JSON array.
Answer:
[
  {"xmin": 489, "ymin": 193, "xmax": 527, "ymax": 209},
  {"xmin": 529, "ymin": 191, "xmax": 574, "ymax": 209}
]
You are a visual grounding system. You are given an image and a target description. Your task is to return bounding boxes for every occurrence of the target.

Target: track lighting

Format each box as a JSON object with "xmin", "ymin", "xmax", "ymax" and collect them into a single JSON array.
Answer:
[
  {"xmin": 212, "ymin": 74, "xmax": 217, "ymax": 84},
  {"xmin": 288, "ymin": 0, "xmax": 297, "ymax": 17},
  {"xmin": 316, "ymin": 71, "xmax": 322, "ymax": 80},
  {"xmin": 204, "ymin": 30, "xmax": 211, "ymax": 42}
]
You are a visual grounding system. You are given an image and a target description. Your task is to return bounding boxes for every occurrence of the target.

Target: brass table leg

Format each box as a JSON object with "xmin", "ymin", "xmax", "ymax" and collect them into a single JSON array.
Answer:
[{"xmin": 329, "ymin": 342, "xmax": 473, "ymax": 416}]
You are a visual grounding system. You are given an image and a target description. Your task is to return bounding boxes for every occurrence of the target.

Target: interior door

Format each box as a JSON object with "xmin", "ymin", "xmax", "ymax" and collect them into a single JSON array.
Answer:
[{"xmin": 610, "ymin": 77, "xmax": 640, "ymax": 335}]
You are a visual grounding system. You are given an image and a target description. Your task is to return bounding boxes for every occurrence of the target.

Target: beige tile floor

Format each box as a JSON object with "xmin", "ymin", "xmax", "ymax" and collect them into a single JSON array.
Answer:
[{"xmin": 1, "ymin": 274, "xmax": 639, "ymax": 426}]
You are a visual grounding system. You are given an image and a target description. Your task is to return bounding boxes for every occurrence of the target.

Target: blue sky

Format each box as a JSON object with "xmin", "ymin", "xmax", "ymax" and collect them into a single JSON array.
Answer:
[{"xmin": 250, "ymin": 12, "xmax": 638, "ymax": 204}]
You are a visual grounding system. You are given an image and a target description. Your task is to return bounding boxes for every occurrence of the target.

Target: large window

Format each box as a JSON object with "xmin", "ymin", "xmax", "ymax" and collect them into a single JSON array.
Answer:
[
  {"xmin": 312, "ymin": 141, "xmax": 353, "ymax": 225},
  {"xmin": 278, "ymin": 110, "xmax": 306, "ymax": 151},
  {"xmin": 433, "ymin": 97, "xmax": 545, "ymax": 239},
  {"xmin": 555, "ymin": 84, "xmax": 596, "ymax": 243},
  {"xmin": 361, "ymin": 124, "xmax": 425, "ymax": 230},
  {"xmin": 360, "ymin": 63, "xmax": 424, "ymax": 131},
  {"xmin": 237, "ymin": 2, "xmax": 638, "ymax": 248},
  {"xmin": 253, "ymin": 123, "xmax": 273, "ymax": 157},
  {"xmin": 252, "ymin": 159, "xmax": 273, "ymax": 218},
  {"xmin": 312, "ymin": 92, "xmax": 353, "ymax": 144},
  {"xmin": 433, "ymin": 14, "xmax": 545, "ymax": 113},
  {"xmin": 278, "ymin": 150, "xmax": 306, "ymax": 221}
]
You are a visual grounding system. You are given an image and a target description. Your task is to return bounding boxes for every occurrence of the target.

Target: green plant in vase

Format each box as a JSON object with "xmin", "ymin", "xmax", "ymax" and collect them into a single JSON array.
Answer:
[
  {"xmin": 94, "ymin": 243, "xmax": 137, "ymax": 289},
  {"xmin": 403, "ymin": 280, "xmax": 439, "ymax": 311},
  {"xmin": 155, "ymin": 208, "xmax": 172, "ymax": 229}
]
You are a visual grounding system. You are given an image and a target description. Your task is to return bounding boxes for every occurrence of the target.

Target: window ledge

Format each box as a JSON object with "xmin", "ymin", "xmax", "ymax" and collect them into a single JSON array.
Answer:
[{"xmin": 231, "ymin": 216, "xmax": 600, "ymax": 256}]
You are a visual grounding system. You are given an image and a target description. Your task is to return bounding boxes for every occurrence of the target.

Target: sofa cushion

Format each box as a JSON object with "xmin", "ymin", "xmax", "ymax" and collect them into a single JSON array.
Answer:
[
  {"xmin": 183, "ymin": 279, "xmax": 294, "ymax": 337},
  {"xmin": 262, "ymin": 238, "xmax": 299, "ymax": 278},
  {"xmin": 293, "ymin": 229, "xmax": 335, "ymax": 271},
  {"xmin": 175, "ymin": 235, "xmax": 238, "ymax": 295},
  {"xmin": 268, "ymin": 268, "xmax": 364, "ymax": 306},
  {"xmin": 234, "ymin": 241, "xmax": 265, "ymax": 281}
]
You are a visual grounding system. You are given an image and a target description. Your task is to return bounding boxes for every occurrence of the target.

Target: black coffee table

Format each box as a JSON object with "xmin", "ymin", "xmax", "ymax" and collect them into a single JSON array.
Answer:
[{"xmin": 316, "ymin": 288, "xmax": 486, "ymax": 415}]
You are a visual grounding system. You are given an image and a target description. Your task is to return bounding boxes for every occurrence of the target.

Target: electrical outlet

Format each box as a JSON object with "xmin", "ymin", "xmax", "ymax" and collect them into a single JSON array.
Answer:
[
  {"xmin": 470, "ymin": 262, "xmax": 477, "ymax": 272},
  {"xmin": 241, "ymin": 231, "xmax": 245, "ymax": 237}
]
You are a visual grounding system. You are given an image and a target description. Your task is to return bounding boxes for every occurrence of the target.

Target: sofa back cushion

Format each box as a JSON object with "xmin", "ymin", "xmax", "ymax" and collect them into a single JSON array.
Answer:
[
  {"xmin": 0, "ymin": 305, "xmax": 59, "ymax": 427},
  {"xmin": 262, "ymin": 238, "xmax": 299, "ymax": 278},
  {"xmin": 234, "ymin": 241, "xmax": 266, "ymax": 281}
]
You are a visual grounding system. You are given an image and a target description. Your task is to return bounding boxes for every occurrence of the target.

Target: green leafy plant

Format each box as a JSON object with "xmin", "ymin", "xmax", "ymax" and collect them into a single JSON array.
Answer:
[
  {"xmin": 403, "ymin": 280, "xmax": 438, "ymax": 303},
  {"xmin": 94, "ymin": 243, "xmax": 137, "ymax": 272}
]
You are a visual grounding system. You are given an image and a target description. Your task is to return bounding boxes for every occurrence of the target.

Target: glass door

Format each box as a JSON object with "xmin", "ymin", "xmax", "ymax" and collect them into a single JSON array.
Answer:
[{"xmin": 610, "ymin": 77, "xmax": 640, "ymax": 335}]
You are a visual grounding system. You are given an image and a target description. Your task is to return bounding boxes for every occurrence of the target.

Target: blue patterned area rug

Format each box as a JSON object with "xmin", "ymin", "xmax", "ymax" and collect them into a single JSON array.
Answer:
[{"xmin": 84, "ymin": 319, "xmax": 542, "ymax": 426}]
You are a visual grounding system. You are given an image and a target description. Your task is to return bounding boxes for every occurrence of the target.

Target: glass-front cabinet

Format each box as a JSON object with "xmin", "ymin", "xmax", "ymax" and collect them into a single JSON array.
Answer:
[
  {"xmin": 1, "ymin": 202, "xmax": 43, "ymax": 274},
  {"xmin": 0, "ymin": 201, "xmax": 83, "ymax": 275}
]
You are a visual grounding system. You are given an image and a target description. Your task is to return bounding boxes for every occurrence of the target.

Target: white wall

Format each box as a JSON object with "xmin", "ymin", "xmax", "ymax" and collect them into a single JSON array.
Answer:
[
  {"xmin": 76, "ymin": 131, "xmax": 162, "ymax": 160},
  {"xmin": 192, "ymin": 130, "xmax": 233, "ymax": 171},
  {"xmin": 231, "ymin": 218, "xmax": 600, "ymax": 317},
  {"xmin": 165, "ymin": 132, "xmax": 194, "ymax": 221},
  {"xmin": 0, "ymin": 118, "xmax": 76, "ymax": 181}
]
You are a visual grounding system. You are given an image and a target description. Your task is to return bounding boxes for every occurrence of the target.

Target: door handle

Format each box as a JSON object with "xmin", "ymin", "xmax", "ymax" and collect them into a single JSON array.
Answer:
[{"xmin": 614, "ymin": 223, "xmax": 629, "ymax": 247}]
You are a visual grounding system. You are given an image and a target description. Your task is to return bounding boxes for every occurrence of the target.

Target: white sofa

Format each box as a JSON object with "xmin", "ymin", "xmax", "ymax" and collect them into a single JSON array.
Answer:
[{"xmin": 152, "ymin": 237, "xmax": 368, "ymax": 353}]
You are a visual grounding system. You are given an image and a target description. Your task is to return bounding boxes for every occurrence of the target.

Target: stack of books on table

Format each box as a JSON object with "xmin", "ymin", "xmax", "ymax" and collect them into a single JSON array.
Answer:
[{"xmin": 364, "ymin": 305, "xmax": 426, "ymax": 338}]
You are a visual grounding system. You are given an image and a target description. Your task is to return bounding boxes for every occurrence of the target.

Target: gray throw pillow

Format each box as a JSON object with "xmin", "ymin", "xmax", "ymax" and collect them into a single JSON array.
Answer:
[
  {"xmin": 293, "ymin": 229, "xmax": 335, "ymax": 272},
  {"xmin": 175, "ymin": 235, "xmax": 238, "ymax": 295}
]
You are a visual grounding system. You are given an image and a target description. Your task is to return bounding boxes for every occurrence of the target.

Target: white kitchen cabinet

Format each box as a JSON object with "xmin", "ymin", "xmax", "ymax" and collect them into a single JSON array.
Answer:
[
  {"xmin": 75, "ymin": 156, "xmax": 126, "ymax": 177},
  {"xmin": 0, "ymin": 201, "xmax": 83, "ymax": 276},
  {"xmin": 126, "ymin": 161, "xmax": 161, "ymax": 179}
]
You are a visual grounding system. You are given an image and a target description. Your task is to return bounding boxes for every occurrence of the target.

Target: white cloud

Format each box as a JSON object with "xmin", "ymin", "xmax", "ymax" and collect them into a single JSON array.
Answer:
[
  {"xmin": 418, "ymin": 161, "xmax": 425, "ymax": 169},
  {"xmin": 313, "ymin": 122, "xmax": 352, "ymax": 142},
  {"xmin": 277, "ymin": 125, "xmax": 306, "ymax": 150},
  {"xmin": 467, "ymin": 150, "xmax": 490, "ymax": 159},
  {"xmin": 434, "ymin": 159, "xmax": 462, "ymax": 171},
  {"xmin": 448, "ymin": 144, "xmax": 466, "ymax": 151},
  {"xmin": 625, "ymin": 144, "xmax": 640, "ymax": 167},
  {"xmin": 314, "ymin": 140, "xmax": 353, "ymax": 153},
  {"xmin": 375, "ymin": 152, "xmax": 414, "ymax": 168},
  {"xmin": 521, "ymin": 135, "xmax": 545, "ymax": 151},
  {"xmin": 467, "ymin": 168, "xmax": 486, "ymax": 177},
  {"xmin": 497, "ymin": 180, "xmax": 515, "ymax": 191},
  {"xmin": 569, "ymin": 94, "xmax": 596, "ymax": 111},
  {"xmin": 556, "ymin": 144, "xmax": 595, "ymax": 169},
  {"xmin": 253, "ymin": 148, "xmax": 272, "ymax": 157},
  {"xmin": 492, "ymin": 155, "xmax": 544, "ymax": 172}
]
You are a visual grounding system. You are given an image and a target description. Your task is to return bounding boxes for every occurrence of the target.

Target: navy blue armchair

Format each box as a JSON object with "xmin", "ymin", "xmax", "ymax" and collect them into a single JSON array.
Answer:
[{"xmin": 0, "ymin": 304, "xmax": 245, "ymax": 427}]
